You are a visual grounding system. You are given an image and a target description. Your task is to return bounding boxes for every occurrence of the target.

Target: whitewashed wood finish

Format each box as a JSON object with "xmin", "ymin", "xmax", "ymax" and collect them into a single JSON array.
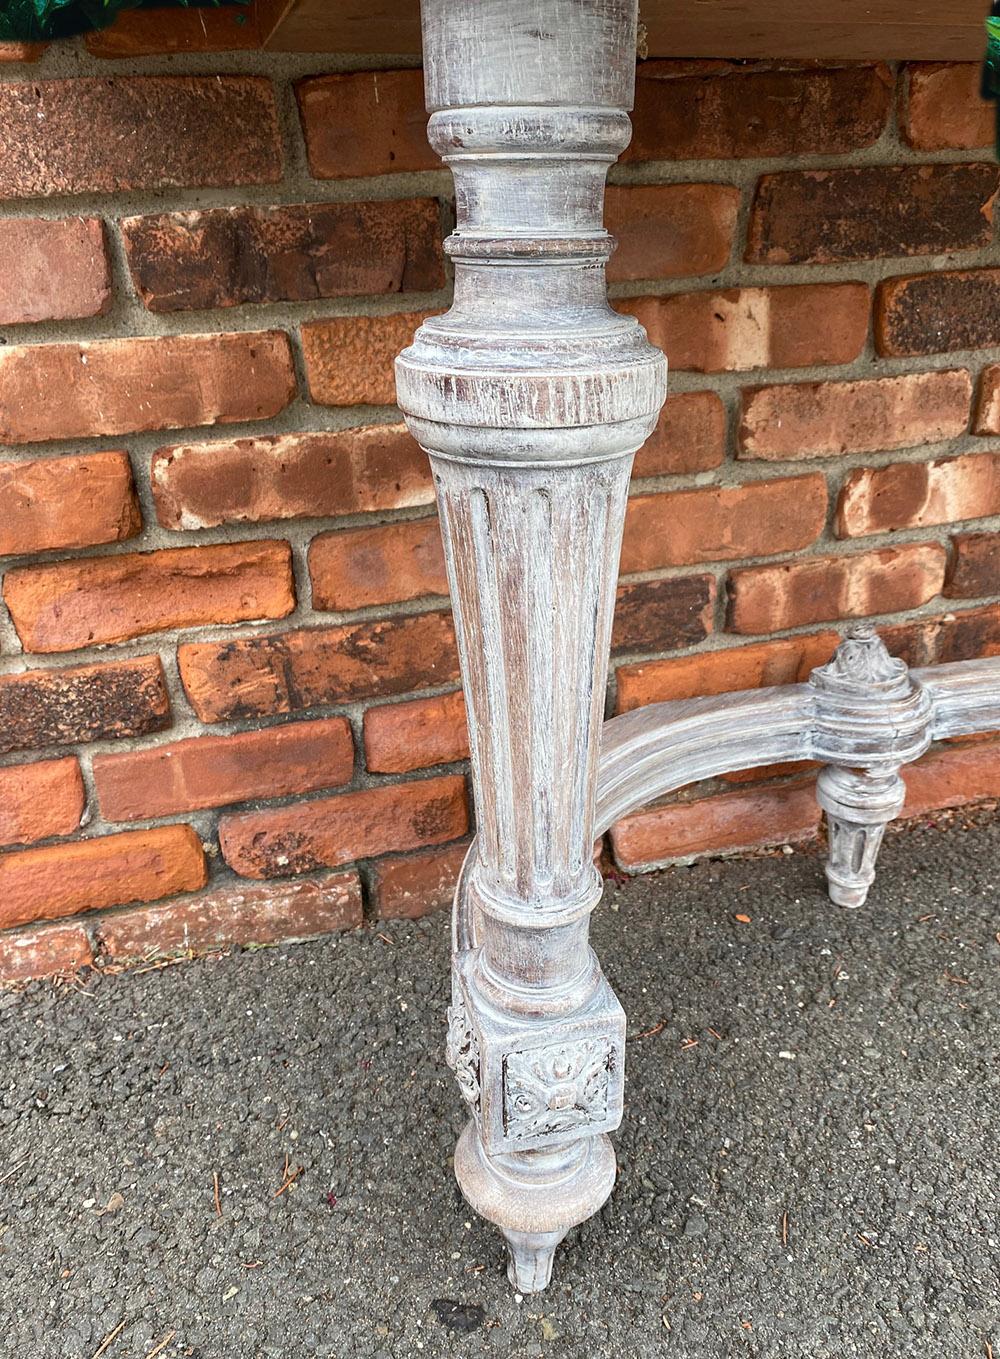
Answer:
[
  {"xmin": 394, "ymin": 0, "xmax": 1000, "ymax": 1296},
  {"xmin": 396, "ymin": 0, "xmax": 666, "ymax": 1292}
]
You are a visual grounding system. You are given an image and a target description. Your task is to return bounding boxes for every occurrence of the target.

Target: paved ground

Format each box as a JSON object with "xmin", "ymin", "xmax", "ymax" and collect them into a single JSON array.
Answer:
[{"xmin": 2, "ymin": 815, "xmax": 999, "ymax": 1359}]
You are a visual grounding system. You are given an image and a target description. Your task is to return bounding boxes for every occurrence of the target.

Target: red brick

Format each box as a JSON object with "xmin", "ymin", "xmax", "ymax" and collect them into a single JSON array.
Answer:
[
  {"xmin": 611, "ymin": 575, "xmax": 715, "ymax": 655},
  {"xmin": 632, "ymin": 390, "xmax": 726, "ymax": 478},
  {"xmin": 93, "ymin": 718, "xmax": 354, "ymax": 822},
  {"xmin": 627, "ymin": 61, "xmax": 891, "ymax": 163},
  {"xmin": 296, "ymin": 70, "xmax": 435, "ymax": 180},
  {"xmin": 605, "ymin": 183, "xmax": 738, "ymax": 283},
  {"xmin": 310, "ymin": 517, "xmax": 446, "ymax": 612},
  {"xmin": 902, "ymin": 739, "xmax": 1000, "ymax": 816},
  {"xmin": 728, "ymin": 544, "xmax": 947, "ymax": 635},
  {"xmin": 0, "ymin": 922, "xmax": 92, "ymax": 984},
  {"xmin": 838, "ymin": 453, "xmax": 1000, "ymax": 539},
  {"xmin": 0, "ymin": 331, "xmax": 295, "ymax": 445},
  {"xmin": 611, "ymin": 777, "xmax": 821, "ymax": 871},
  {"xmin": 0, "ymin": 656, "xmax": 170, "ymax": 755},
  {"xmin": 0, "ymin": 757, "xmax": 85, "ymax": 847},
  {"xmin": 620, "ymin": 283, "xmax": 869, "ymax": 374},
  {"xmin": 876, "ymin": 269, "xmax": 1000, "ymax": 358},
  {"xmin": 5, "ymin": 540, "xmax": 294, "ymax": 654},
  {"xmin": 0, "ymin": 451, "xmax": 140, "ymax": 557},
  {"xmin": 739, "ymin": 370, "xmax": 972, "ymax": 462},
  {"xmin": 302, "ymin": 310, "xmax": 432, "ymax": 407},
  {"xmin": 86, "ymin": 5, "xmax": 261, "ymax": 56},
  {"xmin": 622, "ymin": 474, "xmax": 826, "ymax": 573},
  {"xmin": 122, "ymin": 199, "xmax": 444, "ymax": 313},
  {"xmin": 219, "ymin": 774, "xmax": 469, "ymax": 879},
  {"xmin": 880, "ymin": 604, "xmax": 1000, "ymax": 666},
  {"xmin": 179, "ymin": 610, "xmax": 459, "ymax": 723},
  {"xmin": 900, "ymin": 63, "xmax": 993, "ymax": 151},
  {"xmin": 372, "ymin": 841, "xmax": 470, "ymax": 920},
  {"xmin": 152, "ymin": 424, "xmax": 433, "ymax": 532},
  {"xmin": 0, "ymin": 77, "xmax": 281, "ymax": 199},
  {"xmin": 0, "ymin": 42, "xmax": 45, "ymax": 62},
  {"xmin": 946, "ymin": 534, "xmax": 1000, "ymax": 599},
  {"xmin": 364, "ymin": 690, "xmax": 468, "ymax": 775},
  {"xmin": 0, "ymin": 824, "xmax": 207, "ymax": 930},
  {"xmin": 0, "ymin": 217, "xmax": 110, "ymax": 325},
  {"xmin": 615, "ymin": 631, "xmax": 840, "ymax": 712},
  {"xmin": 746, "ymin": 164, "xmax": 998, "ymax": 265},
  {"xmin": 93, "ymin": 872, "xmax": 362, "ymax": 963},
  {"xmin": 974, "ymin": 365, "xmax": 1000, "ymax": 435}
]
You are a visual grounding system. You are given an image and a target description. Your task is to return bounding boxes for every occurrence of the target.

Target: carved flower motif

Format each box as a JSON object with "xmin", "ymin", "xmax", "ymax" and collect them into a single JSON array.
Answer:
[
  {"xmin": 815, "ymin": 627, "xmax": 905, "ymax": 689},
  {"xmin": 445, "ymin": 1002, "xmax": 480, "ymax": 1107},
  {"xmin": 503, "ymin": 1038, "xmax": 612, "ymax": 1141}
]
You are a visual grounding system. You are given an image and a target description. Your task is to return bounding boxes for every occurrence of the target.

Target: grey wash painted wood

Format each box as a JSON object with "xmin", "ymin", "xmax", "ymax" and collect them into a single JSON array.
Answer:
[{"xmin": 395, "ymin": 0, "xmax": 1000, "ymax": 1293}]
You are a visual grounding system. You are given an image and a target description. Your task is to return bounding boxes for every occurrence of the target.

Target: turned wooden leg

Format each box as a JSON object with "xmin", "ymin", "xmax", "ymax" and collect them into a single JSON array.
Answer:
[{"xmin": 396, "ymin": 0, "xmax": 665, "ymax": 1291}]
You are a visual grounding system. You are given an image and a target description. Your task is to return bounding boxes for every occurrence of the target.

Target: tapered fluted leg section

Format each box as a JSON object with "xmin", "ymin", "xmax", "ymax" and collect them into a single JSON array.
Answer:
[
  {"xmin": 817, "ymin": 766, "xmax": 906, "ymax": 908},
  {"xmin": 397, "ymin": 0, "xmax": 666, "ymax": 1291}
]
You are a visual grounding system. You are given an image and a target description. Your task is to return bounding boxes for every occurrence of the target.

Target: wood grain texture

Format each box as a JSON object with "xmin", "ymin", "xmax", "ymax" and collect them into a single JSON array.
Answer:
[{"xmin": 264, "ymin": 0, "xmax": 985, "ymax": 59}]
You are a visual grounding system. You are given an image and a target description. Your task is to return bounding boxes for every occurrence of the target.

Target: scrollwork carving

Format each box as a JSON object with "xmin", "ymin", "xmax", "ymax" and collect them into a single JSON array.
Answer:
[
  {"xmin": 446, "ymin": 1002, "xmax": 481, "ymax": 1108},
  {"xmin": 503, "ymin": 1038, "xmax": 613, "ymax": 1142}
]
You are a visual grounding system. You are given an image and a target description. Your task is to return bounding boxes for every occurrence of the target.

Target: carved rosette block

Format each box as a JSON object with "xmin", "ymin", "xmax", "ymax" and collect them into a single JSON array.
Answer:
[
  {"xmin": 395, "ymin": 0, "xmax": 665, "ymax": 1292},
  {"xmin": 810, "ymin": 625, "xmax": 933, "ymax": 908}
]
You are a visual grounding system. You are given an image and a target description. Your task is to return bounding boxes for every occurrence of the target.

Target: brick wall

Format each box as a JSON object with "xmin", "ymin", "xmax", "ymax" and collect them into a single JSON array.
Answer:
[{"xmin": 0, "ymin": 40, "xmax": 998, "ymax": 980}]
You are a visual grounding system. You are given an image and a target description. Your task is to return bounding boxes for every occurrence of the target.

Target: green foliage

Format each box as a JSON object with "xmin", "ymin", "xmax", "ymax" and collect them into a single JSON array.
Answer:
[{"xmin": 0, "ymin": 0, "xmax": 242, "ymax": 42}]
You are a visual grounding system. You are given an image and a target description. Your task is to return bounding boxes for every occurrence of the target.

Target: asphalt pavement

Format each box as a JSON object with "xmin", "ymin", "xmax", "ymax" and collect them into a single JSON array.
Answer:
[{"xmin": 2, "ymin": 812, "xmax": 999, "ymax": 1358}]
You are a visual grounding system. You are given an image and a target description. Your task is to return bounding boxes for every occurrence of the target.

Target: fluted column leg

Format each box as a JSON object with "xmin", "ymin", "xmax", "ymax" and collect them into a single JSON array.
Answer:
[{"xmin": 396, "ymin": 0, "xmax": 665, "ymax": 1291}]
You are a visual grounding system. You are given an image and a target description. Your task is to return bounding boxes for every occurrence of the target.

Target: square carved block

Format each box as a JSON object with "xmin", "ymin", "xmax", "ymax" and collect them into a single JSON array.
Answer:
[{"xmin": 447, "ymin": 951, "xmax": 627, "ymax": 1155}]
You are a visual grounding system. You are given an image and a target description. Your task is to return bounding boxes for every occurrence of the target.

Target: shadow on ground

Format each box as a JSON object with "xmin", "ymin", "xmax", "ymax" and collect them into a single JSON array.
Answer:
[{"xmin": 2, "ymin": 816, "xmax": 999, "ymax": 1358}]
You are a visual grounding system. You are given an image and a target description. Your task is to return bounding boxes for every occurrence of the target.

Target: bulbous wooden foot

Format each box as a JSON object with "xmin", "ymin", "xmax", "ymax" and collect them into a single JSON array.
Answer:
[{"xmin": 454, "ymin": 1121, "xmax": 616, "ymax": 1293}]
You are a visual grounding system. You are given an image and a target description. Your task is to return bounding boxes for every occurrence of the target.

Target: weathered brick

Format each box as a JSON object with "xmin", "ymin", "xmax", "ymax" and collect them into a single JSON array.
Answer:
[
  {"xmin": 974, "ymin": 365, "xmax": 1000, "ymax": 434},
  {"xmin": 620, "ymin": 283, "xmax": 869, "ymax": 373},
  {"xmin": 0, "ymin": 332, "xmax": 295, "ymax": 446},
  {"xmin": 627, "ymin": 61, "xmax": 891, "ymax": 162},
  {"xmin": 122, "ymin": 199, "xmax": 445, "ymax": 313},
  {"xmin": 900, "ymin": 63, "xmax": 993, "ymax": 151},
  {"xmin": 611, "ymin": 575, "xmax": 715, "ymax": 655},
  {"xmin": 152, "ymin": 424, "xmax": 434, "ymax": 531},
  {"xmin": 0, "ymin": 451, "xmax": 141, "ymax": 557},
  {"xmin": 296, "ymin": 70, "xmax": 435, "ymax": 180},
  {"xmin": 611, "ymin": 777, "xmax": 821, "ymax": 871},
  {"xmin": 301, "ymin": 311, "xmax": 432, "ymax": 407},
  {"xmin": 219, "ymin": 774, "xmax": 469, "ymax": 879},
  {"xmin": 838, "ymin": 453, "xmax": 1000, "ymax": 539},
  {"xmin": 179, "ymin": 610, "xmax": 459, "ymax": 723},
  {"xmin": 92, "ymin": 872, "xmax": 362, "ymax": 963},
  {"xmin": 4, "ymin": 540, "xmax": 294, "ymax": 653},
  {"xmin": 622, "ymin": 474, "xmax": 826, "ymax": 573},
  {"xmin": 364, "ymin": 690, "xmax": 468, "ymax": 775},
  {"xmin": 0, "ymin": 824, "xmax": 207, "ymax": 931},
  {"xmin": 605, "ymin": 183, "xmax": 738, "ymax": 282},
  {"xmin": 739, "ymin": 370, "xmax": 972, "ymax": 461},
  {"xmin": 728, "ymin": 544, "xmax": 947, "ymax": 635},
  {"xmin": 93, "ymin": 717, "xmax": 354, "ymax": 822},
  {"xmin": 0, "ymin": 217, "xmax": 110, "ymax": 325},
  {"xmin": 0, "ymin": 656, "xmax": 170, "ymax": 755},
  {"xmin": 880, "ymin": 603, "xmax": 1000, "ymax": 666},
  {"xmin": 900, "ymin": 739, "xmax": 1000, "ymax": 818},
  {"xmin": 0, "ymin": 76, "xmax": 281, "ymax": 199},
  {"xmin": 746, "ymin": 164, "xmax": 998, "ymax": 265},
  {"xmin": 310, "ymin": 517, "xmax": 446, "ymax": 612},
  {"xmin": 632, "ymin": 390, "xmax": 726, "ymax": 479},
  {"xmin": 615, "ymin": 631, "xmax": 839, "ymax": 712},
  {"xmin": 86, "ymin": 5, "xmax": 261, "ymax": 56},
  {"xmin": 0, "ymin": 922, "xmax": 92, "ymax": 984},
  {"xmin": 876, "ymin": 269, "xmax": 1000, "ymax": 357},
  {"xmin": 0, "ymin": 757, "xmax": 85, "ymax": 847},
  {"xmin": 372, "ymin": 841, "xmax": 470, "ymax": 920},
  {"xmin": 946, "ymin": 534, "xmax": 1000, "ymax": 599}
]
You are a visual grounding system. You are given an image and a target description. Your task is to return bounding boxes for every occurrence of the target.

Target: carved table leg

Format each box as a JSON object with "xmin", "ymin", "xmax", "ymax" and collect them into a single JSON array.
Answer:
[
  {"xmin": 396, "ymin": 0, "xmax": 665, "ymax": 1291},
  {"xmin": 809, "ymin": 626, "xmax": 933, "ymax": 909}
]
